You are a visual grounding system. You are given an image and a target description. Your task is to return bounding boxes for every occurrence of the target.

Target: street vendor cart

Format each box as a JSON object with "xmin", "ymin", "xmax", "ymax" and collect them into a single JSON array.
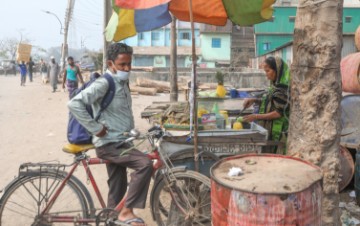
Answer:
[{"xmin": 142, "ymin": 96, "xmax": 272, "ymax": 177}]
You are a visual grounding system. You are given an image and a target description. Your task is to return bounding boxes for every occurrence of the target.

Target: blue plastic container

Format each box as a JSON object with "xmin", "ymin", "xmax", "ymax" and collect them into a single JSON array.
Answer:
[
  {"xmin": 238, "ymin": 91, "xmax": 250, "ymax": 98},
  {"xmin": 230, "ymin": 89, "xmax": 238, "ymax": 98}
]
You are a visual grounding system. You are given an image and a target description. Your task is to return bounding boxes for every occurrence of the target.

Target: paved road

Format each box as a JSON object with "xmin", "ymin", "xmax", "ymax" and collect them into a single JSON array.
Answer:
[{"xmin": 0, "ymin": 74, "xmax": 172, "ymax": 225}]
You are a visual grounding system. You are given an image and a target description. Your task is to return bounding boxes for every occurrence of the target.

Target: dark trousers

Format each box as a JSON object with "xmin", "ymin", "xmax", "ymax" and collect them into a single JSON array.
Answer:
[
  {"xmin": 96, "ymin": 142, "xmax": 153, "ymax": 209},
  {"xmin": 28, "ymin": 71, "xmax": 33, "ymax": 82},
  {"xmin": 20, "ymin": 74, "xmax": 26, "ymax": 85}
]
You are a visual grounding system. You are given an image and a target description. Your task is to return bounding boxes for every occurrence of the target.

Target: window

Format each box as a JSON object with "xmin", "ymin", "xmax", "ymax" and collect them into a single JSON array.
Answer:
[
  {"xmin": 152, "ymin": 32, "xmax": 160, "ymax": 41},
  {"xmin": 139, "ymin": 32, "xmax": 144, "ymax": 40},
  {"xmin": 268, "ymin": 16, "xmax": 275, "ymax": 22},
  {"xmin": 211, "ymin": 38, "xmax": 221, "ymax": 48},
  {"xmin": 289, "ymin": 16, "xmax": 295, "ymax": 22},
  {"xmin": 345, "ymin": 16, "xmax": 352, "ymax": 23},
  {"xmin": 181, "ymin": 32, "xmax": 190, "ymax": 40},
  {"xmin": 263, "ymin": 43, "xmax": 271, "ymax": 51}
]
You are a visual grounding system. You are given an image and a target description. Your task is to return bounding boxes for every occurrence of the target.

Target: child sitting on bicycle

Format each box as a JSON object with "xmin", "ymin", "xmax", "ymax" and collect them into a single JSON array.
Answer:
[{"xmin": 68, "ymin": 43, "xmax": 151, "ymax": 226}]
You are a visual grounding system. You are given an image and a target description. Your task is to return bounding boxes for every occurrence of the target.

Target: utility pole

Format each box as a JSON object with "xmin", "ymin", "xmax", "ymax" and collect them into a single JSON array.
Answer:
[
  {"xmin": 170, "ymin": 16, "xmax": 178, "ymax": 102},
  {"xmin": 61, "ymin": 0, "xmax": 74, "ymax": 75},
  {"xmin": 103, "ymin": 0, "xmax": 112, "ymax": 73}
]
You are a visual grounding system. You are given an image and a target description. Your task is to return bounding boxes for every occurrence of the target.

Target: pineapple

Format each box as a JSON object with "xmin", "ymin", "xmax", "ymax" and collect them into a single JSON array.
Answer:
[{"xmin": 215, "ymin": 71, "xmax": 226, "ymax": 98}]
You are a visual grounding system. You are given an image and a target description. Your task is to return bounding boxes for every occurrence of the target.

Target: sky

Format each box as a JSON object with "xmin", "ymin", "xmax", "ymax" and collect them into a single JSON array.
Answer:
[
  {"xmin": 0, "ymin": 0, "xmax": 104, "ymax": 51},
  {"xmin": 1, "ymin": 0, "xmax": 359, "ymax": 53}
]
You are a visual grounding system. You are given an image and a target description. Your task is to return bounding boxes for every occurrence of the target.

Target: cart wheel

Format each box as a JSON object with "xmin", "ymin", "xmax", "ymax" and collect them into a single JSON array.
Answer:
[{"xmin": 168, "ymin": 148, "xmax": 219, "ymax": 177}]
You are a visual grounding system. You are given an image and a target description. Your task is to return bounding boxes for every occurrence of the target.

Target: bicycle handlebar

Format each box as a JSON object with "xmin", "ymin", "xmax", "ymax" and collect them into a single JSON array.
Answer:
[{"xmin": 115, "ymin": 126, "xmax": 164, "ymax": 149}]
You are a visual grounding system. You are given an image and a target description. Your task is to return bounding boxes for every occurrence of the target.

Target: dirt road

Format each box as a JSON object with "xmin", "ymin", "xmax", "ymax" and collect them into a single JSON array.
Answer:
[{"xmin": 0, "ymin": 74, "xmax": 174, "ymax": 225}]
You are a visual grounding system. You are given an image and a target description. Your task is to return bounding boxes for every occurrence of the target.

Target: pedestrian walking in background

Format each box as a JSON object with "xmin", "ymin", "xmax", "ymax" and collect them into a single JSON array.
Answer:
[
  {"xmin": 39, "ymin": 59, "xmax": 48, "ymax": 84},
  {"xmin": 27, "ymin": 57, "xmax": 35, "ymax": 82},
  {"xmin": 18, "ymin": 61, "xmax": 27, "ymax": 86},
  {"xmin": 62, "ymin": 56, "xmax": 84, "ymax": 97},
  {"xmin": 48, "ymin": 56, "xmax": 60, "ymax": 93}
]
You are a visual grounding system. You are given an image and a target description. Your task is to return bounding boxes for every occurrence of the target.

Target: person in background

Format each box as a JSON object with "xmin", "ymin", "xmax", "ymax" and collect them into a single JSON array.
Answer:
[
  {"xmin": 48, "ymin": 56, "xmax": 60, "ymax": 93},
  {"xmin": 39, "ymin": 59, "xmax": 48, "ymax": 84},
  {"xmin": 62, "ymin": 56, "xmax": 84, "ymax": 97},
  {"xmin": 27, "ymin": 57, "xmax": 35, "ymax": 82},
  {"xmin": 18, "ymin": 61, "xmax": 27, "ymax": 86},
  {"xmin": 242, "ymin": 56, "xmax": 291, "ymax": 154},
  {"xmin": 68, "ymin": 43, "xmax": 151, "ymax": 226}
]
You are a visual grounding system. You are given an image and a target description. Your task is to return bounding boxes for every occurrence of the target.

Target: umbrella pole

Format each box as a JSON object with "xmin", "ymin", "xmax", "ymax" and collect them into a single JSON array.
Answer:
[{"xmin": 188, "ymin": 0, "xmax": 199, "ymax": 172}]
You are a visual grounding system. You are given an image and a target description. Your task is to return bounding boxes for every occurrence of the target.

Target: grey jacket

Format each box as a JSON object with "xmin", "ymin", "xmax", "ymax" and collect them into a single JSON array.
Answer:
[{"xmin": 67, "ymin": 71, "xmax": 134, "ymax": 147}]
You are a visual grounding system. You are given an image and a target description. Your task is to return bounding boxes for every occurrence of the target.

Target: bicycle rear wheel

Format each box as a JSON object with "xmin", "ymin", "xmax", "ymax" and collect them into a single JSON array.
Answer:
[
  {"xmin": 151, "ymin": 170, "xmax": 211, "ymax": 226},
  {"xmin": 0, "ymin": 171, "xmax": 90, "ymax": 226}
]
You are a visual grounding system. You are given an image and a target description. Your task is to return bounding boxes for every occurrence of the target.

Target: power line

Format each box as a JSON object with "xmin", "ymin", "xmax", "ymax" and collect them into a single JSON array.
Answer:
[
  {"xmin": 74, "ymin": 9, "xmax": 102, "ymax": 18},
  {"xmin": 74, "ymin": 1, "xmax": 102, "ymax": 17},
  {"xmin": 72, "ymin": 16, "xmax": 101, "ymax": 26},
  {"xmin": 72, "ymin": 19, "xmax": 102, "ymax": 30},
  {"xmin": 86, "ymin": 0, "xmax": 101, "ymax": 11}
]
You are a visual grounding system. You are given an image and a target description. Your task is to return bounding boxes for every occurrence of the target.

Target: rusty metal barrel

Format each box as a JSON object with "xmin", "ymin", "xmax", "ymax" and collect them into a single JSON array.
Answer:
[
  {"xmin": 211, "ymin": 154, "xmax": 323, "ymax": 226},
  {"xmin": 341, "ymin": 52, "xmax": 360, "ymax": 93}
]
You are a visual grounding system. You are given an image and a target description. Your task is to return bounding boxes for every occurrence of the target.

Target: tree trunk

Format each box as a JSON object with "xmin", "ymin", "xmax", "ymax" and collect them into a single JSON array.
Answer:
[
  {"xmin": 288, "ymin": 1, "xmax": 343, "ymax": 225},
  {"xmin": 170, "ymin": 15, "xmax": 178, "ymax": 102},
  {"xmin": 129, "ymin": 85, "xmax": 157, "ymax": 96},
  {"xmin": 136, "ymin": 78, "xmax": 170, "ymax": 92}
]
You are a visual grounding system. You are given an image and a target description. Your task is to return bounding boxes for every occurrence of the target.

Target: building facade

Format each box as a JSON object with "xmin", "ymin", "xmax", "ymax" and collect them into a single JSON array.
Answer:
[
  {"xmin": 254, "ymin": 6, "xmax": 360, "ymax": 58},
  {"xmin": 123, "ymin": 21, "xmax": 201, "ymax": 67},
  {"xmin": 123, "ymin": 21, "xmax": 236, "ymax": 68},
  {"xmin": 199, "ymin": 22, "xmax": 232, "ymax": 68}
]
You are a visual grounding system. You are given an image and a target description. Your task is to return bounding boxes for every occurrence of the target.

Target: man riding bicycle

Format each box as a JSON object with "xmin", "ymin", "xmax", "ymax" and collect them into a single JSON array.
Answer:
[{"xmin": 68, "ymin": 43, "xmax": 151, "ymax": 226}]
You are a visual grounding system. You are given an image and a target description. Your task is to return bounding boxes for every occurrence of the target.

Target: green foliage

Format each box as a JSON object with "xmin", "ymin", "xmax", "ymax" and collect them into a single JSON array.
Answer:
[{"xmin": 216, "ymin": 71, "xmax": 224, "ymax": 85}]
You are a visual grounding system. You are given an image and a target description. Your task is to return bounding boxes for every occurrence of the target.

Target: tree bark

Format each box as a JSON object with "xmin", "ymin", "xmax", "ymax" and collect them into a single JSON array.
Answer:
[
  {"xmin": 136, "ymin": 78, "xmax": 170, "ymax": 92},
  {"xmin": 288, "ymin": 1, "xmax": 343, "ymax": 225},
  {"xmin": 129, "ymin": 85, "xmax": 157, "ymax": 96},
  {"xmin": 170, "ymin": 15, "xmax": 178, "ymax": 102}
]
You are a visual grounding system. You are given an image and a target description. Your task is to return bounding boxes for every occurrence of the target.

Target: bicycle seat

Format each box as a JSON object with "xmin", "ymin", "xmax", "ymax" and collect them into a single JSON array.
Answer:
[{"xmin": 62, "ymin": 143, "xmax": 95, "ymax": 154}]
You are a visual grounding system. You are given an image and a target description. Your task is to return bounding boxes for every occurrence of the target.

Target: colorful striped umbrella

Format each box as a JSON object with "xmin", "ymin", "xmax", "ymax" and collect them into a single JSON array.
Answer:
[
  {"xmin": 106, "ymin": 0, "xmax": 276, "ymax": 41},
  {"xmin": 105, "ymin": 0, "xmax": 276, "ymax": 166}
]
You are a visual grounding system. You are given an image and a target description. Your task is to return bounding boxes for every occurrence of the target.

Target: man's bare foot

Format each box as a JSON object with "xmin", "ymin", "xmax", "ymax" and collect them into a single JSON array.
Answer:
[{"xmin": 118, "ymin": 207, "xmax": 146, "ymax": 226}]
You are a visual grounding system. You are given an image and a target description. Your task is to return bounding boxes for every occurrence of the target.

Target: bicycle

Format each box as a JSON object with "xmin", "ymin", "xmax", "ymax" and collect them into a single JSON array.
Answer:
[{"xmin": 0, "ymin": 126, "xmax": 211, "ymax": 226}]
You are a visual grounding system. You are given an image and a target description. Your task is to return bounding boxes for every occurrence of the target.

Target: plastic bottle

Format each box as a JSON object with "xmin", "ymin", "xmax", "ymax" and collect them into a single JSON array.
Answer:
[
  {"xmin": 215, "ymin": 114, "xmax": 225, "ymax": 129},
  {"xmin": 219, "ymin": 110, "xmax": 229, "ymax": 127}
]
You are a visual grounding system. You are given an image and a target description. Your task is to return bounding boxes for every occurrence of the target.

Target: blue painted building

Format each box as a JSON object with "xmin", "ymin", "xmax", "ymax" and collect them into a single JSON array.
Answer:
[
  {"xmin": 122, "ymin": 21, "xmax": 235, "ymax": 68},
  {"xmin": 123, "ymin": 21, "xmax": 201, "ymax": 67}
]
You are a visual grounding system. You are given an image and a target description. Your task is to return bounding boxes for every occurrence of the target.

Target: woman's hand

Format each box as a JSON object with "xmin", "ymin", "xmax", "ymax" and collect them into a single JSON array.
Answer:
[
  {"xmin": 243, "ymin": 114, "xmax": 258, "ymax": 122},
  {"xmin": 243, "ymin": 98, "xmax": 257, "ymax": 109}
]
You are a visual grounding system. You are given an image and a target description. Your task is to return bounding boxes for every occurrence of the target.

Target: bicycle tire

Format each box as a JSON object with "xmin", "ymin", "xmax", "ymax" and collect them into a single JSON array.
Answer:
[
  {"xmin": 151, "ymin": 170, "xmax": 211, "ymax": 226},
  {"xmin": 0, "ymin": 171, "xmax": 91, "ymax": 226}
]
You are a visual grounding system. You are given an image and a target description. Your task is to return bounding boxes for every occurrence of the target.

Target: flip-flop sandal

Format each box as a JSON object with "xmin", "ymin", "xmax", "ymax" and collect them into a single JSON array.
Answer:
[
  {"xmin": 112, "ymin": 217, "xmax": 145, "ymax": 226},
  {"xmin": 111, "ymin": 219, "xmax": 131, "ymax": 226}
]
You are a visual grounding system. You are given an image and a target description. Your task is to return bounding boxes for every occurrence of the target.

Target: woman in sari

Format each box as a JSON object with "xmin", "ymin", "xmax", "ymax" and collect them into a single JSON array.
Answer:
[{"xmin": 243, "ymin": 56, "xmax": 290, "ymax": 154}]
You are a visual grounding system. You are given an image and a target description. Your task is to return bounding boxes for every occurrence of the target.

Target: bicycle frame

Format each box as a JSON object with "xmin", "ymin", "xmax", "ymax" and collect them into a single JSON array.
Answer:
[
  {"xmin": 37, "ymin": 148, "xmax": 164, "ymax": 224},
  {"xmin": 10, "ymin": 127, "xmax": 195, "ymax": 225}
]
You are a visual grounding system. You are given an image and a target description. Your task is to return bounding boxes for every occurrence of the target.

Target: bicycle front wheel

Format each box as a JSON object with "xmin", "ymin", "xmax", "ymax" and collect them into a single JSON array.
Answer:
[
  {"xmin": 0, "ymin": 171, "xmax": 89, "ymax": 226},
  {"xmin": 151, "ymin": 170, "xmax": 211, "ymax": 226}
]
